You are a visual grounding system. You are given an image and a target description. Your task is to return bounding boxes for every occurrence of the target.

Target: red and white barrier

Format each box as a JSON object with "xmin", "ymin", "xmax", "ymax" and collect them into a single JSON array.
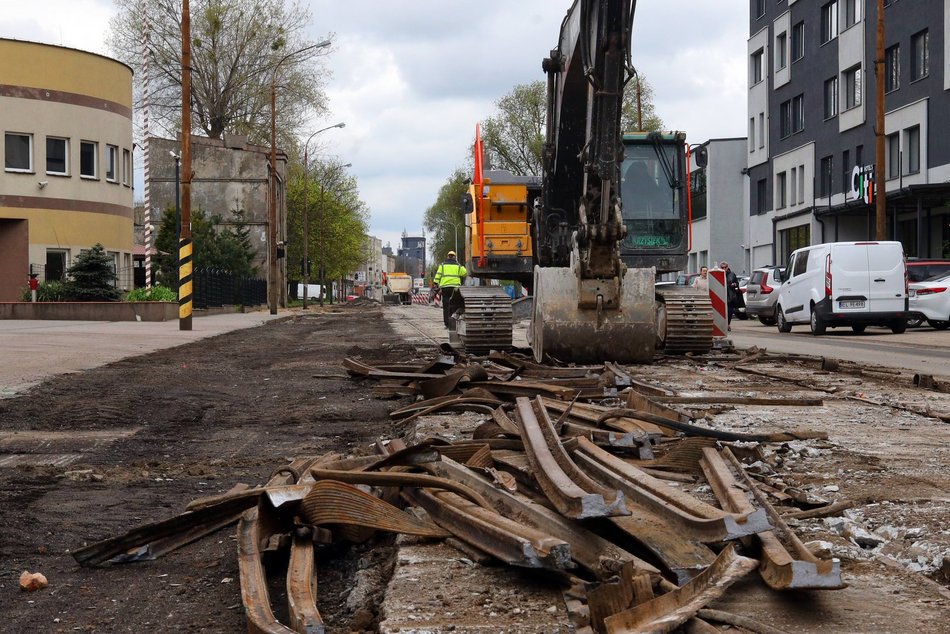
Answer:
[{"xmin": 708, "ymin": 269, "xmax": 728, "ymax": 337}]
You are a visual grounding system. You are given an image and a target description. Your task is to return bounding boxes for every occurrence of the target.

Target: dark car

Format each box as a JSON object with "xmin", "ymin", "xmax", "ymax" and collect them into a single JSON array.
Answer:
[{"xmin": 905, "ymin": 259, "xmax": 950, "ymax": 326}]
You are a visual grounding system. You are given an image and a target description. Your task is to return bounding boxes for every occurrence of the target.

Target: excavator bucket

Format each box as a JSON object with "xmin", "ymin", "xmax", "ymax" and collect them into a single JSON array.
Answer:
[{"xmin": 530, "ymin": 266, "xmax": 656, "ymax": 364}]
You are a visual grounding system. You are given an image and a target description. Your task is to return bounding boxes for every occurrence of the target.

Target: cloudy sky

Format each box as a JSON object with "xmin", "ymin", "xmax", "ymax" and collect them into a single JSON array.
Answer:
[{"xmin": 0, "ymin": 0, "xmax": 748, "ymax": 252}]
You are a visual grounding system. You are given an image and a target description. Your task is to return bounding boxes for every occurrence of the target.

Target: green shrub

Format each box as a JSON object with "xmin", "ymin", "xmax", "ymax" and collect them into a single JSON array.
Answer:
[
  {"xmin": 20, "ymin": 280, "xmax": 68, "ymax": 302},
  {"xmin": 63, "ymin": 244, "xmax": 121, "ymax": 301},
  {"xmin": 125, "ymin": 286, "xmax": 178, "ymax": 302}
]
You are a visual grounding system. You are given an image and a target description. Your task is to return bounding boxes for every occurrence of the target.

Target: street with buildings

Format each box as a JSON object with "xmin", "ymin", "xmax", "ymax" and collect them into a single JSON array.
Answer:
[{"xmin": 2, "ymin": 1, "xmax": 950, "ymax": 632}]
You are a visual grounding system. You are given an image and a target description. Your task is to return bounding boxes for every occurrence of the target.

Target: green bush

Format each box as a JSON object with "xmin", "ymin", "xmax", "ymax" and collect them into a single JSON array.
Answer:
[
  {"xmin": 64, "ymin": 244, "xmax": 121, "ymax": 301},
  {"xmin": 20, "ymin": 280, "xmax": 68, "ymax": 302},
  {"xmin": 125, "ymin": 286, "xmax": 178, "ymax": 302}
]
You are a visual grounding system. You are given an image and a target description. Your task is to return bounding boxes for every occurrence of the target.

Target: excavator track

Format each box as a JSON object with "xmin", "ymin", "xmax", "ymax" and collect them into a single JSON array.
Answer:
[
  {"xmin": 655, "ymin": 286, "xmax": 714, "ymax": 355},
  {"xmin": 456, "ymin": 287, "xmax": 513, "ymax": 355}
]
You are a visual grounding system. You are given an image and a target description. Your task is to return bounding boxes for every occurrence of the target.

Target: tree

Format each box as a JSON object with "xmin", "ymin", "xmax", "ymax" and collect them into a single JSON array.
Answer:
[
  {"xmin": 153, "ymin": 206, "xmax": 259, "ymax": 286},
  {"xmin": 621, "ymin": 74, "xmax": 663, "ymax": 133},
  {"xmin": 65, "ymin": 244, "xmax": 121, "ymax": 301},
  {"xmin": 424, "ymin": 168, "xmax": 469, "ymax": 267},
  {"xmin": 108, "ymin": 0, "xmax": 330, "ymax": 146},
  {"xmin": 285, "ymin": 161, "xmax": 367, "ymax": 300},
  {"xmin": 480, "ymin": 74, "xmax": 663, "ymax": 180},
  {"xmin": 481, "ymin": 81, "xmax": 546, "ymax": 177}
]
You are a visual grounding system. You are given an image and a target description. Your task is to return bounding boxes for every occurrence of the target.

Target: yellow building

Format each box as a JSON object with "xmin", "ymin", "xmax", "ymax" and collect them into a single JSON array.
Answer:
[{"xmin": 0, "ymin": 39, "xmax": 134, "ymax": 301}]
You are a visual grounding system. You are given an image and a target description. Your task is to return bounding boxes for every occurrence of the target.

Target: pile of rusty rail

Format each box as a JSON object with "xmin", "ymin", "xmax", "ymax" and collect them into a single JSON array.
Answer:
[{"xmin": 73, "ymin": 350, "xmax": 846, "ymax": 633}]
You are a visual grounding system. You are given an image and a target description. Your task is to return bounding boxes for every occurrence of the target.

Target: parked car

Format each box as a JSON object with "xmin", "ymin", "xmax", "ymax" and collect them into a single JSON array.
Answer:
[
  {"xmin": 775, "ymin": 241, "xmax": 907, "ymax": 335},
  {"xmin": 908, "ymin": 272, "xmax": 950, "ymax": 330},
  {"xmin": 905, "ymin": 260, "xmax": 950, "ymax": 327},
  {"xmin": 745, "ymin": 266, "xmax": 786, "ymax": 325}
]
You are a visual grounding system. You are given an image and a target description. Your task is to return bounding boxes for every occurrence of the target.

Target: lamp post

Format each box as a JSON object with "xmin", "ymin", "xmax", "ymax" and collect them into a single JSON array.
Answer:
[
  {"xmin": 302, "ymin": 123, "xmax": 346, "ymax": 309},
  {"xmin": 269, "ymin": 39, "xmax": 332, "ymax": 315},
  {"xmin": 440, "ymin": 220, "xmax": 460, "ymax": 258}
]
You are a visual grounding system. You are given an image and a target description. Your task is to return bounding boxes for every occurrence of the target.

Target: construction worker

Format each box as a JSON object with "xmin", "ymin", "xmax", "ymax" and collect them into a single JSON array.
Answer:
[{"xmin": 433, "ymin": 251, "xmax": 466, "ymax": 330}]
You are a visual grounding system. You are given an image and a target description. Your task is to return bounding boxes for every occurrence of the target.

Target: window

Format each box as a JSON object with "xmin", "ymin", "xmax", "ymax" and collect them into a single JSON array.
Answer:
[
  {"xmin": 80, "ymin": 140, "xmax": 97, "ymax": 178},
  {"xmin": 105, "ymin": 145, "xmax": 118, "ymax": 182},
  {"xmin": 792, "ymin": 22, "xmax": 805, "ymax": 61},
  {"xmin": 886, "ymin": 133, "xmax": 900, "ymax": 179},
  {"xmin": 820, "ymin": 156, "xmax": 834, "ymax": 198},
  {"xmin": 885, "ymin": 44, "xmax": 900, "ymax": 92},
  {"xmin": 46, "ymin": 250, "xmax": 68, "ymax": 282},
  {"xmin": 844, "ymin": 65, "xmax": 862, "ymax": 109},
  {"xmin": 787, "ymin": 94, "xmax": 804, "ymax": 135},
  {"xmin": 776, "ymin": 171, "xmax": 787, "ymax": 209},
  {"xmin": 45, "ymin": 137, "xmax": 69, "ymax": 175},
  {"xmin": 776, "ymin": 32, "xmax": 788, "ymax": 70},
  {"xmin": 911, "ymin": 30, "xmax": 929, "ymax": 81},
  {"xmin": 844, "ymin": 0, "xmax": 860, "ymax": 28},
  {"xmin": 905, "ymin": 125, "xmax": 920, "ymax": 174},
  {"xmin": 4, "ymin": 132, "xmax": 32, "ymax": 172},
  {"xmin": 789, "ymin": 168, "xmax": 797, "ymax": 206},
  {"xmin": 798, "ymin": 164, "xmax": 805, "ymax": 203},
  {"xmin": 755, "ymin": 0, "xmax": 765, "ymax": 19},
  {"xmin": 756, "ymin": 178, "xmax": 768, "ymax": 214},
  {"xmin": 855, "ymin": 144, "xmax": 863, "ymax": 168},
  {"xmin": 122, "ymin": 148, "xmax": 131, "ymax": 185},
  {"xmin": 758, "ymin": 113, "xmax": 765, "ymax": 148},
  {"xmin": 781, "ymin": 225, "xmax": 811, "ymax": 266},
  {"xmin": 821, "ymin": 1, "xmax": 839, "ymax": 43},
  {"xmin": 780, "ymin": 100, "xmax": 792, "ymax": 138},
  {"xmin": 749, "ymin": 118, "xmax": 756, "ymax": 152},
  {"xmin": 823, "ymin": 76, "xmax": 838, "ymax": 119},
  {"xmin": 751, "ymin": 48, "xmax": 764, "ymax": 85}
]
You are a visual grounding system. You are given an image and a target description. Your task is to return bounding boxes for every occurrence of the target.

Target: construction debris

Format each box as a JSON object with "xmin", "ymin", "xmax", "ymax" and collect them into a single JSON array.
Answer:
[{"xmin": 71, "ymin": 346, "xmax": 869, "ymax": 633}]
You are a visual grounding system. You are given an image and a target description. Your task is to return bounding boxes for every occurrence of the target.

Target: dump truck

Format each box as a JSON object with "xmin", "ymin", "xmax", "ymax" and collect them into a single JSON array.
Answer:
[{"xmin": 383, "ymin": 272, "xmax": 414, "ymax": 305}]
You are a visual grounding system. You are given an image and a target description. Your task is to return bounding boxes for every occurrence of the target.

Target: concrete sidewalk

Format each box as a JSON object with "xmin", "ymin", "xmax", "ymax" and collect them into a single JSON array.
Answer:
[{"xmin": 0, "ymin": 310, "xmax": 288, "ymax": 397}]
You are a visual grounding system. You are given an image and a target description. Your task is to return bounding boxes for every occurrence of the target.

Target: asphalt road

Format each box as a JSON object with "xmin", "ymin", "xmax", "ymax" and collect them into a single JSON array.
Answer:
[{"xmin": 728, "ymin": 316, "xmax": 950, "ymax": 377}]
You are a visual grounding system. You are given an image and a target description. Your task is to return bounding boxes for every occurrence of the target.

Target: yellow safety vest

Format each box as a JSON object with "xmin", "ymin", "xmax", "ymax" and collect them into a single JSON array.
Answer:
[{"xmin": 435, "ymin": 261, "xmax": 466, "ymax": 288}]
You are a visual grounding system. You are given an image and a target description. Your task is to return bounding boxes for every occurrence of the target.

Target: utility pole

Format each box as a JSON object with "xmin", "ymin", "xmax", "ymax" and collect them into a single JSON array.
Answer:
[
  {"xmin": 179, "ymin": 0, "xmax": 193, "ymax": 331},
  {"xmin": 874, "ymin": 0, "xmax": 886, "ymax": 240}
]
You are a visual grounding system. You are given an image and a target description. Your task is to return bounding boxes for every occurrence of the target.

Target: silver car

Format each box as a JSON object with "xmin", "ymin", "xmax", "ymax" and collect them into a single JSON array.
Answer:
[{"xmin": 744, "ymin": 266, "xmax": 785, "ymax": 325}]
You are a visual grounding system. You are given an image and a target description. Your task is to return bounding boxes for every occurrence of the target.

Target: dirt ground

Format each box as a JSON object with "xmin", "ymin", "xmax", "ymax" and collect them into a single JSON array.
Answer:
[{"xmin": 1, "ymin": 302, "xmax": 948, "ymax": 633}]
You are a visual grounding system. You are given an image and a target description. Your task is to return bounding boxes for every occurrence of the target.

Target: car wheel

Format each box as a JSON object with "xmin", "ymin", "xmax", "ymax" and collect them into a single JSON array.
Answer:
[
  {"xmin": 758, "ymin": 316, "xmax": 776, "ymax": 326},
  {"xmin": 907, "ymin": 316, "xmax": 924, "ymax": 328},
  {"xmin": 851, "ymin": 325, "xmax": 867, "ymax": 334},
  {"xmin": 890, "ymin": 320, "xmax": 907, "ymax": 334},
  {"xmin": 809, "ymin": 307, "xmax": 827, "ymax": 335},
  {"xmin": 928, "ymin": 319, "xmax": 950, "ymax": 331},
  {"xmin": 777, "ymin": 307, "xmax": 792, "ymax": 333}
]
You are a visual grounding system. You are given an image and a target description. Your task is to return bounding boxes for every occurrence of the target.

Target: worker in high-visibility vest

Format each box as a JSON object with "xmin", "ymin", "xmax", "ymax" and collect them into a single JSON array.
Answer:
[{"xmin": 433, "ymin": 251, "xmax": 467, "ymax": 330}]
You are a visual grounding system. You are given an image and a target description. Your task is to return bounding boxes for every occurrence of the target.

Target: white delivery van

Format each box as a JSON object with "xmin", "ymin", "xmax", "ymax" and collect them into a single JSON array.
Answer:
[{"xmin": 775, "ymin": 241, "xmax": 907, "ymax": 335}]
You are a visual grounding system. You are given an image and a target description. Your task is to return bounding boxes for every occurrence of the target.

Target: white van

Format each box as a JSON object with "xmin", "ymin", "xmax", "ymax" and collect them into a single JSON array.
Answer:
[{"xmin": 775, "ymin": 241, "xmax": 907, "ymax": 335}]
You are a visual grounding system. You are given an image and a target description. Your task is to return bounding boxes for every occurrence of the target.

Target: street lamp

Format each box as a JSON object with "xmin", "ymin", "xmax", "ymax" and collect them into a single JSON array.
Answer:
[
  {"xmin": 439, "ymin": 219, "xmax": 460, "ymax": 259},
  {"xmin": 269, "ymin": 39, "xmax": 332, "ymax": 315},
  {"xmin": 302, "ymin": 123, "xmax": 346, "ymax": 309}
]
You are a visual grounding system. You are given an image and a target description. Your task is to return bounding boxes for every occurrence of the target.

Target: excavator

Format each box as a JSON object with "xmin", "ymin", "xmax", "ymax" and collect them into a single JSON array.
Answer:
[{"xmin": 456, "ymin": 0, "xmax": 712, "ymax": 363}]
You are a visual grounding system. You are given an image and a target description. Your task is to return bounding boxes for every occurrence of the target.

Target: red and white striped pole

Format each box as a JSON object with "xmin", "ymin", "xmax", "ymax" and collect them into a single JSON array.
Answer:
[
  {"xmin": 708, "ymin": 269, "xmax": 728, "ymax": 337},
  {"xmin": 141, "ymin": 19, "xmax": 152, "ymax": 288}
]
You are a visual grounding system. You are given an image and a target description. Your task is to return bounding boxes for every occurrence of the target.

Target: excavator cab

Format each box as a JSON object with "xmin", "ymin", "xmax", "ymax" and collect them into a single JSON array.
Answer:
[{"xmin": 619, "ymin": 132, "xmax": 689, "ymax": 276}]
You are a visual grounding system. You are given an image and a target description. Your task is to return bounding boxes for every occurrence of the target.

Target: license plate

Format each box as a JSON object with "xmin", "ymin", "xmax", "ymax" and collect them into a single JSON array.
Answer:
[{"xmin": 839, "ymin": 300, "xmax": 865, "ymax": 309}]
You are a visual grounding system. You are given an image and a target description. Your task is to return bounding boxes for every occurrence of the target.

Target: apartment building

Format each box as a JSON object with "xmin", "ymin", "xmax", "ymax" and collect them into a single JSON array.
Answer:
[{"xmin": 747, "ymin": 0, "xmax": 950, "ymax": 266}]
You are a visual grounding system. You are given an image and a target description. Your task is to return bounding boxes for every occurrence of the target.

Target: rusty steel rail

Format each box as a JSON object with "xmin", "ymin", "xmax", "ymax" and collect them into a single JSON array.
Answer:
[
  {"xmin": 402, "ymin": 486, "xmax": 572, "ymax": 570},
  {"xmin": 701, "ymin": 447, "xmax": 844, "ymax": 590},
  {"xmin": 422, "ymin": 455, "xmax": 659, "ymax": 579},
  {"xmin": 561, "ymin": 421, "xmax": 655, "ymax": 458},
  {"xmin": 603, "ymin": 545, "xmax": 759, "ymax": 634},
  {"xmin": 516, "ymin": 396, "xmax": 629, "ymax": 519},
  {"xmin": 308, "ymin": 467, "xmax": 491, "ymax": 510},
  {"xmin": 608, "ymin": 511, "xmax": 717, "ymax": 585},
  {"xmin": 572, "ymin": 437, "xmax": 770, "ymax": 542}
]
